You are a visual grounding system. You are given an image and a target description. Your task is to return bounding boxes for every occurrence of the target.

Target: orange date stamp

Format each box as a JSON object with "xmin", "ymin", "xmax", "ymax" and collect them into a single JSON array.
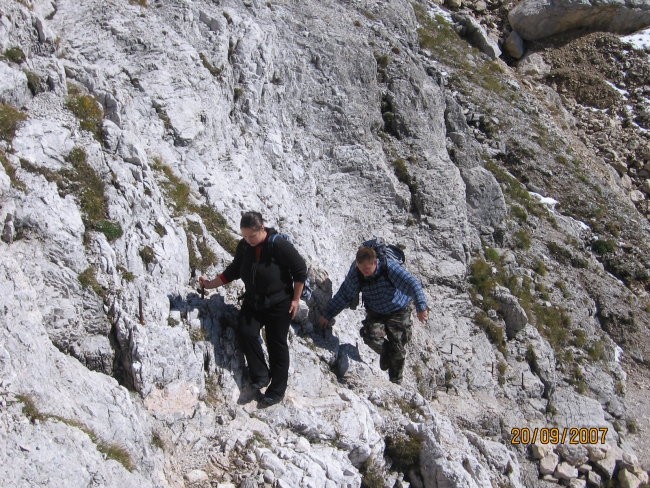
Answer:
[{"xmin": 510, "ymin": 427, "xmax": 608, "ymax": 445}]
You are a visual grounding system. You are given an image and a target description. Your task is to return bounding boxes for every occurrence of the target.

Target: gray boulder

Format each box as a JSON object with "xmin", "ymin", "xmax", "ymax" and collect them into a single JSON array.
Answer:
[
  {"xmin": 509, "ymin": 0, "xmax": 650, "ymax": 41},
  {"xmin": 453, "ymin": 14, "xmax": 502, "ymax": 59},
  {"xmin": 494, "ymin": 285, "xmax": 528, "ymax": 338},
  {"xmin": 462, "ymin": 166, "xmax": 508, "ymax": 232},
  {"xmin": 0, "ymin": 62, "xmax": 30, "ymax": 107}
]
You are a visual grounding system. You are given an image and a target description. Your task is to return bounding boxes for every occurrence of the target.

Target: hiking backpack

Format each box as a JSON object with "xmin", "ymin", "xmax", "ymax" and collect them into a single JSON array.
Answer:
[
  {"xmin": 268, "ymin": 232, "xmax": 313, "ymax": 302},
  {"xmin": 349, "ymin": 237, "xmax": 406, "ymax": 309}
]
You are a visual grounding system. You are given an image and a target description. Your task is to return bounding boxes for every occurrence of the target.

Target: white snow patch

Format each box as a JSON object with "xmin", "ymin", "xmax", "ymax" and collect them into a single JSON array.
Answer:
[
  {"xmin": 530, "ymin": 192, "xmax": 559, "ymax": 210},
  {"xmin": 604, "ymin": 80, "xmax": 628, "ymax": 97},
  {"xmin": 615, "ymin": 345, "xmax": 624, "ymax": 363},
  {"xmin": 621, "ymin": 28, "xmax": 650, "ymax": 51}
]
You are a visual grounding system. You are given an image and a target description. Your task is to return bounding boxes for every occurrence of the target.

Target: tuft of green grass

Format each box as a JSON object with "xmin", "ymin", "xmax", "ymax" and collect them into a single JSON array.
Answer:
[
  {"xmin": 16, "ymin": 394, "xmax": 134, "ymax": 470},
  {"xmin": 152, "ymin": 432, "xmax": 165, "ymax": 450},
  {"xmin": 61, "ymin": 147, "xmax": 121, "ymax": 240},
  {"xmin": 199, "ymin": 53, "xmax": 223, "ymax": 78},
  {"xmin": 485, "ymin": 160, "xmax": 547, "ymax": 220},
  {"xmin": 25, "ymin": 70, "xmax": 44, "ymax": 95},
  {"xmin": 513, "ymin": 229, "xmax": 531, "ymax": 250},
  {"xmin": 484, "ymin": 247, "xmax": 501, "ymax": 264},
  {"xmin": 116, "ymin": 265, "xmax": 135, "ymax": 282},
  {"xmin": 475, "ymin": 311, "xmax": 507, "ymax": 356},
  {"xmin": 384, "ymin": 433, "xmax": 422, "ymax": 474},
  {"xmin": 0, "ymin": 103, "xmax": 27, "ymax": 142},
  {"xmin": 139, "ymin": 246, "xmax": 155, "ymax": 266},
  {"xmin": 189, "ymin": 327, "xmax": 207, "ymax": 343},
  {"xmin": 533, "ymin": 259, "xmax": 547, "ymax": 276},
  {"xmin": 1, "ymin": 151, "xmax": 27, "ymax": 191},
  {"xmin": 626, "ymin": 419, "xmax": 639, "ymax": 434},
  {"xmin": 94, "ymin": 220, "xmax": 123, "ymax": 241},
  {"xmin": 23, "ymin": 148, "xmax": 120, "ymax": 241},
  {"xmin": 16, "ymin": 394, "xmax": 46, "ymax": 422},
  {"xmin": 66, "ymin": 87, "xmax": 103, "ymax": 141},
  {"xmin": 152, "ymin": 102, "xmax": 173, "ymax": 132},
  {"xmin": 78, "ymin": 267, "xmax": 105, "ymax": 297},
  {"xmin": 374, "ymin": 52, "xmax": 391, "ymax": 70},
  {"xmin": 571, "ymin": 329, "xmax": 587, "ymax": 348},
  {"xmin": 152, "ymin": 159, "xmax": 238, "ymax": 255},
  {"xmin": 360, "ymin": 458, "xmax": 384, "ymax": 488},
  {"xmin": 534, "ymin": 304, "xmax": 571, "ymax": 350},
  {"xmin": 586, "ymin": 339, "xmax": 606, "ymax": 362},
  {"xmin": 497, "ymin": 361, "xmax": 507, "ymax": 385},
  {"xmin": 567, "ymin": 365, "xmax": 587, "ymax": 394},
  {"xmin": 469, "ymin": 258, "xmax": 496, "ymax": 297},
  {"xmin": 3, "ymin": 47, "xmax": 26, "ymax": 64},
  {"xmin": 94, "ymin": 439, "xmax": 135, "ymax": 471},
  {"xmin": 591, "ymin": 239, "xmax": 615, "ymax": 255},
  {"xmin": 154, "ymin": 222, "xmax": 167, "ymax": 237}
]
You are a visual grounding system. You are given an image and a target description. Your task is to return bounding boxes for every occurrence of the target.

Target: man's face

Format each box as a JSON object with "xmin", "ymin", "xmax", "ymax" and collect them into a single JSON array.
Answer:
[{"xmin": 357, "ymin": 259, "xmax": 377, "ymax": 278}]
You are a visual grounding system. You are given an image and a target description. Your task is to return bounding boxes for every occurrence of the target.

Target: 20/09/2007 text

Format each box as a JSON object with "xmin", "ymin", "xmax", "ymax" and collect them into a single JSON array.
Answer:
[{"xmin": 510, "ymin": 427, "xmax": 608, "ymax": 445}]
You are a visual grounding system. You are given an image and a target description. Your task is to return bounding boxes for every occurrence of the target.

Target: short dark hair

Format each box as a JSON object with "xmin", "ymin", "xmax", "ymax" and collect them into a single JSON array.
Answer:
[
  {"xmin": 356, "ymin": 246, "xmax": 376, "ymax": 263},
  {"xmin": 240, "ymin": 211, "xmax": 264, "ymax": 231}
]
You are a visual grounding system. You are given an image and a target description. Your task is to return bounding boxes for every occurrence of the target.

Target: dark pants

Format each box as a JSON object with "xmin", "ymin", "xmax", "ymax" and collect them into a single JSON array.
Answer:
[
  {"xmin": 238, "ymin": 299, "xmax": 291, "ymax": 398},
  {"xmin": 361, "ymin": 306, "xmax": 412, "ymax": 382}
]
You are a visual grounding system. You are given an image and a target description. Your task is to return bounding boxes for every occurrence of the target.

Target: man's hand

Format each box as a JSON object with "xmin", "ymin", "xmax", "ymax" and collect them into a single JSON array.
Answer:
[
  {"xmin": 289, "ymin": 299, "xmax": 300, "ymax": 319},
  {"xmin": 417, "ymin": 309, "xmax": 429, "ymax": 323},
  {"xmin": 198, "ymin": 276, "xmax": 211, "ymax": 289}
]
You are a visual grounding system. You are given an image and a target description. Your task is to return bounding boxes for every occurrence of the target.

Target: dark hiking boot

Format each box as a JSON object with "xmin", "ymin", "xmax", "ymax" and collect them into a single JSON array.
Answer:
[{"xmin": 260, "ymin": 393, "xmax": 284, "ymax": 407}]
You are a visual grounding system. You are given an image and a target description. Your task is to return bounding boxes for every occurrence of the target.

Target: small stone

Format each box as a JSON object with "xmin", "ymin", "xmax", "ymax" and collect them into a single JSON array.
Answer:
[
  {"xmin": 618, "ymin": 468, "xmax": 642, "ymax": 488},
  {"xmin": 630, "ymin": 190, "xmax": 645, "ymax": 202},
  {"xmin": 594, "ymin": 454, "xmax": 617, "ymax": 479},
  {"xmin": 587, "ymin": 470, "xmax": 602, "ymax": 486},
  {"xmin": 555, "ymin": 461, "xmax": 579, "ymax": 481},
  {"xmin": 184, "ymin": 469, "xmax": 209, "ymax": 483},
  {"xmin": 530, "ymin": 442, "xmax": 553, "ymax": 460},
  {"xmin": 294, "ymin": 437, "xmax": 310, "ymax": 453},
  {"xmin": 539, "ymin": 452, "xmax": 559, "ymax": 475},
  {"xmin": 557, "ymin": 443, "xmax": 589, "ymax": 466},
  {"xmin": 587, "ymin": 444, "xmax": 608, "ymax": 462},
  {"xmin": 568, "ymin": 479, "xmax": 586, "ymax": 488},
  {"xmin": 263, "ymin": 470, "xmax": 275, "ymax": 484}
]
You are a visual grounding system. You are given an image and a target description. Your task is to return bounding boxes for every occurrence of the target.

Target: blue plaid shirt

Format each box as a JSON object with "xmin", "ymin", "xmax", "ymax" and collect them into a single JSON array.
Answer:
[{"xmin": 324, "ymin": 259, "xmax": 428, "ymax": 319}]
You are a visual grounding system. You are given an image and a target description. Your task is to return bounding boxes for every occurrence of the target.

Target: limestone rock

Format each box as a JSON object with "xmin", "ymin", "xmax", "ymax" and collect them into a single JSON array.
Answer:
[
  {"xmin": 618, "ymin": 468, "xmax": 642, "ymax": 488},
  {"xmin": 557, "ymin": 443, "xmax": 589, "ymax": 466},
  {"xmin": 494, "ymin": 285, "xmax": 528, "ymax": 338},
  {"xmin": 539, "ymin": 452, "xmax": 559, "ymax": 475},
  {"xmin": 462, "ymin": 166, "xmax": 508, "ymax": 231},
  {"xmin": 504, "ymin": 30, "xmax": 526, "ymax": 59},
  {"xmin": 555, "ymin": 461, "xmax": 579, "ymax": 481},
  {"xmin": 452, "ymin": 13, "xmax": 502, "ymax": 59},
  {"xmin": 509, "ymin": 0, "xmax": 650, "ymax": 41},
  {"xmin": 0, "ymin": 62, "xmax": 30, "ymax": 107}
]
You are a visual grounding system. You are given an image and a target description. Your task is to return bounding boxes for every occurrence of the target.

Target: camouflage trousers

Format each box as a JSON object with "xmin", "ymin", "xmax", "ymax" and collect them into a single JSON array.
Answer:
[{"xmin": 360, "ymin": 306, "xmax": 413, "ymax": 383}]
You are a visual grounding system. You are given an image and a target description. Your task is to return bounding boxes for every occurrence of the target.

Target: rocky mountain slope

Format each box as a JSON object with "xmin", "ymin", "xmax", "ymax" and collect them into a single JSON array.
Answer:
[{"xmin": 1, "ymin": 0, "xmax": 649, "ymax": 487}]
